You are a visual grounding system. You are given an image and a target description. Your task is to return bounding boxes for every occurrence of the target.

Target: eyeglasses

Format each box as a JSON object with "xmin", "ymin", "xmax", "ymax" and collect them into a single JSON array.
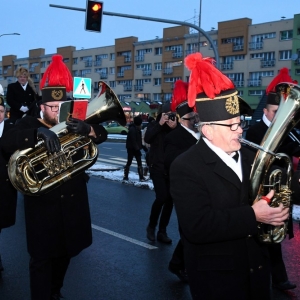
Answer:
[
  {"xmin": 43, "ymin": 104, "xmax": 59, "ymax": 112},
  {"xmin": 205, "ymin": 121, "xmax": 247, "ymax": 131}
]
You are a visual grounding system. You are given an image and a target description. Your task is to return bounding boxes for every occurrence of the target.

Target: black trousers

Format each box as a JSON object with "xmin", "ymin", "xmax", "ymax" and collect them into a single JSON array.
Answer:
[
  {"xmin": 29, "ymin": 255, "xmax": 70, "ymax": 300},
  {"xmin": 148, "ymin": 169, "xmax": 173, "ymax": 231},
  {"xmin": 125, "ymin": 149, "xmax": 142, "ymax": 167},
  {"xmin": 268, "ymin": 243, "xmax": 288, "ymax": 283}
]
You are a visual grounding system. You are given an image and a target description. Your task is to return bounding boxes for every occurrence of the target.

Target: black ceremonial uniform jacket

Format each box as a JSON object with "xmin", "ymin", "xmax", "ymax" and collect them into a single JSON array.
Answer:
[
  {"xmin": 164, "ymin": 124, "xmax": 198, "ymax": 172},
  {"xmin": 6, "ymin": 82, "xmax": 36, "ymax": 122},
  {"xmin": 0, "ymin": 119, "xmax": 17, "ymax": 229},
  {"xmin": 1, "ymin": 116, "xmax": 107, "ymax": 259},
  {"xmin": 170, "ymin": 138, "xmax": 270, "ymax": 300}
]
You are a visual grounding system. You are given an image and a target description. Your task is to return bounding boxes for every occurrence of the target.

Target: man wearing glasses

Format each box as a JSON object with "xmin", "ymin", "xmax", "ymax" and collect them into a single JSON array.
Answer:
[
  {"xmin": 1, "ymin": 55, "xmax": 107, "ymax": 300},
  {"xmin": 170, "ymin": 53, "xmax": 289, "ymax": 300},
  {"xmin": 6, "ymin": 67, "xmax": 37, "ymax": 123}
]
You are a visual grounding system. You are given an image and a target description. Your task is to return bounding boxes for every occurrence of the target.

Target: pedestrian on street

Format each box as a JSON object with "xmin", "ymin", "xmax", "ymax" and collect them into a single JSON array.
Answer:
[
  {"xmin": 170, "ymin": 52, "xmax": 289, "ymax": 300},
  {"xmin": 145, "ymin": 101, "xmax": 177, "ymax": 243},
  {"xmin": 123, "ymin": 115, "xmax": 146, "ymax": 182},
  {"xmin": 0, "ymin": 96, "xmax": 17, "ymax": 275},
  {"xmin": 1, "ymin": 55, "xmax": 107, "ymax": 300},
  {"xmin": 246, "ymin": 67, "xmax": 298, "ymax": 291},
  {"xmin": 164, "ymin": 80, "xmax": 199, "ymax": 283}
]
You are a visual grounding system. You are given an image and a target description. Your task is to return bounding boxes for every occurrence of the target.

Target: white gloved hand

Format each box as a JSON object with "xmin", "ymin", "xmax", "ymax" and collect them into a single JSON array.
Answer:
[{"xmin": 20, "ymin": 106, "xmax": 29, "ymax": 113}]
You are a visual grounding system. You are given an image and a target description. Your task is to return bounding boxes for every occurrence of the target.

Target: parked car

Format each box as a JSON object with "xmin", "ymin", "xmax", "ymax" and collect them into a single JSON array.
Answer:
[{"xmin": 104, "ymin": 122, "xmax": 128, "ymax": 135}]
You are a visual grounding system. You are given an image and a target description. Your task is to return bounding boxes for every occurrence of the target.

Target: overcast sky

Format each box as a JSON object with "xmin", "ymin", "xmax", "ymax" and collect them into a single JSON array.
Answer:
[{"xmin": 0, "ymin": 0, "xmax": 298, "ymax": 59}]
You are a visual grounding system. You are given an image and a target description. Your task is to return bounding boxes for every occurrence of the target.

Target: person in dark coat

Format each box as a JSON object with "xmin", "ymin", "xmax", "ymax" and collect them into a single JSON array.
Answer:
[
  {"xmin": 6, "ymin": 67, "xmax": 37, "ymax": 123},
  {"xmin": 164, "ymin": 80, "xmax": 199, "ymax": 283},
  {"xmin": 245, "ymin": 68, "xmax": 298, "ymax": 291},
  {"xmin": 123, "ymin": 115, "xmax": 145, "ymax": 181},
  {"xmin": 0, "ymin": 97, "xmax": 17, "ymax": 274},
  {"xmin": 1, "ymin": 55, "xmax": 108, "ymax": 300},
  {"xmin": 145, "ymin": 101, "xmax": 177, "ymax": 243},
  {"xmin": 170, "ymin": 53, "xmax": 289, "ymax": 300}
]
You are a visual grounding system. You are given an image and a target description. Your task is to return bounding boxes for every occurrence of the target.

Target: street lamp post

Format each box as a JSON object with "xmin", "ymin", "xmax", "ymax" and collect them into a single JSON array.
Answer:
[{"xmin": 0, "ymin": 33, "xmax": 20, "ymax": 38}]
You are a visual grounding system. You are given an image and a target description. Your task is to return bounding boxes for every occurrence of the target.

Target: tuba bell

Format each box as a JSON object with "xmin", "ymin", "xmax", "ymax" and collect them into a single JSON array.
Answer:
[
  {"xmin": 240, "ymin": 83, "xmax": 300, "ymax": 243},
  {"xmin": 8, "ymin": 81, "xmax": 126, "ymax": 196}
]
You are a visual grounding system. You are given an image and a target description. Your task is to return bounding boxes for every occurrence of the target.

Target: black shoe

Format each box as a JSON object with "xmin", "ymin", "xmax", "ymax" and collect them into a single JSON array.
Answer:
[
  {"xmin": 273, "ymin": 280, "xmax": 297, "ymax": 290},
  {"xmin": 146, "ymin": 226, "xmax": 155, "ymax": 241},
  {"xmin": 168, "ymin": 266, "xmax": 189, "ymax": 283},
  {"xmin": 157, "ymin": 231, "xmax": 172, "ymax": 244}
]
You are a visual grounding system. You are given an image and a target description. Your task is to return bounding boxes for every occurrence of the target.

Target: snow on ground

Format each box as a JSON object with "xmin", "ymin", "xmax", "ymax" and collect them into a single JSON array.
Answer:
[{"xmin": 87, "ymin": 163, "xmax": 154, "ymax": 190}]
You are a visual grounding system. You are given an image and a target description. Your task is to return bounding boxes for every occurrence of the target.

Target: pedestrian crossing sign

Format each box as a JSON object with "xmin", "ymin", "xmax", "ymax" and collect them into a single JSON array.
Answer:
[{"xmin": 73, "ymin": 77, "xmax": 92, "ymax": 99}]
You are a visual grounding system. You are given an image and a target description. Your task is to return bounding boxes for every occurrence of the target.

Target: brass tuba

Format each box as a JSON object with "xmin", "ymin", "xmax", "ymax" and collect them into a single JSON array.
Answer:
[
  {"xmin": 240, "ymin": 83, "xmax": 300, "ymax": 243},
  {"xmin": 8, "ymin": 81, "xmax": 126, "ymax": 196}
]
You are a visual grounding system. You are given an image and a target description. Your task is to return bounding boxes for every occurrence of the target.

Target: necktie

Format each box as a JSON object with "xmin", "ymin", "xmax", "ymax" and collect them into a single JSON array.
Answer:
[{"xmin": 232, "ymin": 152, "xmax": 239, "ymax": 162}]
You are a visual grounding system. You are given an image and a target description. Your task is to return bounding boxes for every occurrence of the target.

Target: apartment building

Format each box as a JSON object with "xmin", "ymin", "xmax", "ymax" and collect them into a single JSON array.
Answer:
[{"xmin": 1, "ymin": 13, "xmax": 300, "ymax": 110}]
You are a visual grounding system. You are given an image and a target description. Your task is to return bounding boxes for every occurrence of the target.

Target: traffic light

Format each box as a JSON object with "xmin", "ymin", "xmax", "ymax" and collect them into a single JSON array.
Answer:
[{"xmin": 85, "ymin": 0, "xmax": 103, "ymax": 32}]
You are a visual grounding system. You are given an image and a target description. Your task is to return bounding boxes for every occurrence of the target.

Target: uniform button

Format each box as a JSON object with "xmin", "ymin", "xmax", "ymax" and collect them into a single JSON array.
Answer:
[
  {"xmin": 250, "ymin": 268, "xmax": 254, "ymax": 273},
  {"xmin": 25, "ymin": 138, "xmax": 28, "ymax": 142},
  {"xmin": 71, "ymin": 194, "xmax": 74, "ymax": 197},
  {"xmin": 258, "ymin": 265, "xmax": 263, "ymax": 270},
  {"xmin": 6, "ymin": 179, "xmax": 9, "ymax": 181},
  {"xmin": 248, "ymin": 235, "xmax": 252, "ymax": 238},
  {"xmin": 61, "ymin": 195, "xmax": 64, "ymax": 198}
]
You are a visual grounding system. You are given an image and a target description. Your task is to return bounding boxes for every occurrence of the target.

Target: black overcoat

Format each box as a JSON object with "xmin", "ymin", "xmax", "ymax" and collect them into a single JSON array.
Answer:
[
  {"xmin": 1, "ymin": 116, "xmax": 107, "ymax": 259},
  {"xmin": 164, "ymin": 125, "xmax": 198, "ymax": 172},
  {"xmin": 6, "ymin": 82, "xmax": 36, "ymax": 122},
  {"xmin": 170, "ymin": 138, "xmax": 270, "ymax": 300},
  {"xmin": 0, "ymin": 119, "xmax": 17, "ymax": 229}
]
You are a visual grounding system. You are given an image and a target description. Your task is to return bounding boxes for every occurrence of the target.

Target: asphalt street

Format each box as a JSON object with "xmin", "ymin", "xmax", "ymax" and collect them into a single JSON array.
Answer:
[{"xmin": 1, "ymin": 174, "xmax": 300, "ymax": 299}]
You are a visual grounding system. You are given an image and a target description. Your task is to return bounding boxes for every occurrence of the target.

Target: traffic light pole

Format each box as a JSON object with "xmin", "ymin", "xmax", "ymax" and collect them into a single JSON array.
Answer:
[{"xmin": 49, "ymin": 4, "xmax": 220, "ymax": 68}]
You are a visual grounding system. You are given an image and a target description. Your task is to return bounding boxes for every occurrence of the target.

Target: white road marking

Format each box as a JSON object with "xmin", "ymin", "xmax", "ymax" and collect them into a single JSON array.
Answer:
[{"xmin": 91, "ymin": 224, "xmax": 158, "ymax": 250}]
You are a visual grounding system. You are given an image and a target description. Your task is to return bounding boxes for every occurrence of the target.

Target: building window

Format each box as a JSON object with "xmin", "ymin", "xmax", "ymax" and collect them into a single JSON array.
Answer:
[
  {"xmin": 155, "ymin": 47, "xmax": 162, "ymax": 55},
  {"xmin": 154, "ymin": 78, "xmax": 161, "ymax": 86},
  {"xmin": 73, "ymin": 58, "xmax": 78, "ymax": 65},
  {"xmin": 109, "ymin": 67, "xmax": 115, "ymax": 75},
  {"xmin": 110, "ymin": 53, "xmax": 115, "ymax": 61},
  {"xmin": 154, "ymin": 63, "xmax": 162, "ymax": 70},
  {"xmin": 96, "ymin": 54, "xmax": 108, "ymax": 59},
  {"xmin": 279, "ymin": 50, "xmax": 292, "ymax": 60},
  {"xmin": 80, "ymin": 56, "xmax": 92, "ymax": 61},
  {"xmin": 40, "ymin": 61, "xmax": 46, "ymax": 68},
  {"xmin": 249, "ymin": 90, "xmax": 263, "ymax": 96},
  {"xmin": 280, "ymin": 30, "xmax": 293, "ymax": 40},
  {"xmin": 109, "ymin": 81, "xmax": 116, "ymax": 87}
]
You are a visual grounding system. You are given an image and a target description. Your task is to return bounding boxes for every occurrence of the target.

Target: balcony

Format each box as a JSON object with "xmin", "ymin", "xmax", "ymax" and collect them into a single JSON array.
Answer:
[
  {"xmin": 261, "ymin": 59, "xmax": 276, "ymax": 68},
  {"xmin": 233, "ymin": 81, "xmax": 244, "ymax": 87},
  {"xmin": 221, "ymin": 63, "xmax": 233, "ymax": 70},
  {"xmin": 124, "ymin": 56, "xmax": 131, "ymax": 63},
  {"xmin": 233, "ymin": 44, "xmax": 244, "ymax": 51},
  {"xmin": 163, "ymin": 68, "xmax": 173, "ymax": 74},
  {"xmin": 172, "ymin": 51, "xmax": 183, "ymax": 58},
  {"xmin": 85, "ymin": 61, "xmax": 92, "ymax": 67},
  {"xmin": 248, "ymin": 79, "xmax": 262, "ymax": 87},
  {"xmin": 117, "ymin": 72, "xmax": 124, "ymax": 78},
  {"xmin": 134, "ymin": 85, "xmax": 143, "ymax": 91},
  {"xmin": 94, "ymin": 60, "xmax": 102, "ymax": 66},
  {"xmin": 295, "ymin": 58, "xmax": 300, "ymax": 65},
  {"xmin": 135, "ymin": 55, "xmax": 144, "ymax": 62},
  {"xmin": 100, "ymin": 73, "xmax": 108, "ymax": 79},
  {"xmin": 249, "ymin": 42, "xmax": 263, "ymax": 50},
  {"xmin": 124, "ymin": 85, "xmax": 132, "ymax": 92},
  {"xmin": 143, "ymin": 69, "xmax": 152, "ymax": 76}
]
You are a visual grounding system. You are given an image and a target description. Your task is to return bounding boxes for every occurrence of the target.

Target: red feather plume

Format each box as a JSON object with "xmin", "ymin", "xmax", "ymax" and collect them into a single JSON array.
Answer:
[
  {"xmin": 185, "ymin": 52, "xmax": 235, "ymax": 107},
  {"xmin": 266, "ymin": 67, "xmax": 296, "ymax": 94},
  {"xmin": 171, "ymin": 80, "xmax": 189, "ymax": 111},
  {"xmin": 40, "ymin": 54, "xmax": 73, "ymax": 92}
]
